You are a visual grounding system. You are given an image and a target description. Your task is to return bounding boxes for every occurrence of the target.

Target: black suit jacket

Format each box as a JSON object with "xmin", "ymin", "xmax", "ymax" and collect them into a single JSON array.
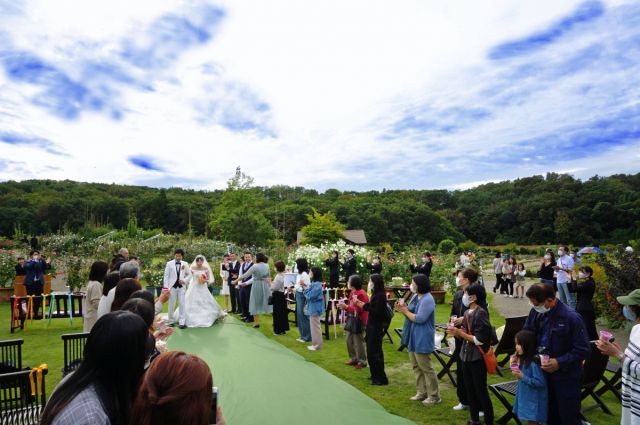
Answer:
[
  {"xmin": 226, "ymin": 261, "xmax": 241, "ymax": 285},
  {"xmin": 342, "ymin": 257, "xmax": 356, "ymax": 278},
  {"xmin": 410, "ymin": 262, "xmax": 432, "ymax": 277}
]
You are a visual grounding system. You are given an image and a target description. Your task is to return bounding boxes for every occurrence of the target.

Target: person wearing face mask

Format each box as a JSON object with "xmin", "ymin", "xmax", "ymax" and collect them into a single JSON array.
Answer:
[
  {"xmin": 596, "ymin": 289, "xmax": 640, "ymax": 425},
  {"xmin": 538, "ymin": 249, "xmax": 556, "ymax": 287},
  {"xmin": 340, "ymin": 249, "xmax": 357, "ymax": 284},
  {"xmin": 338, "ymin": 275, "xmax": 369, "ymax": 368},
  {"xmin": 367, "ymin": 255, "xmax": 383, "ymax": 275},
  {"xmin": 554, "ymin": 245, "xmax": 576, "ymax": 309},
  {"xmin": 410, "ymin": 252, "xmax": 433, "ymax": 278},
  {"xmin": 523, "ymin": 283, "xmax": 590, "ymax": 425},
  {"xmin": 302, "ymin": 267, "xmax": 325, "ymax": 351},
  {"xmin": 396, "ymin": 274, "xmax": 441, "ymax": 406},
  {"xmin": 447, "ymin": 284, "xmax": 494, "ymax": 425},
  {"xmin": 324, "ymin": 250, "xmax": 341, "ymax": 289},
  {"xmin": 571, "ymin": 266, "xmax": 597, "ymax": 341},
  {"xmin": 353, "ymin": 274, "xmax": 389, "ymax": 385}
]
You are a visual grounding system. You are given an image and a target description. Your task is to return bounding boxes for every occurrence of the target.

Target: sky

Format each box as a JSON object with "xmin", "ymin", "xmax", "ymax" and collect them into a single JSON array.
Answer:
[{"xmin": 0, "ymin": 0, "xmax": 638, "ymax": 191}]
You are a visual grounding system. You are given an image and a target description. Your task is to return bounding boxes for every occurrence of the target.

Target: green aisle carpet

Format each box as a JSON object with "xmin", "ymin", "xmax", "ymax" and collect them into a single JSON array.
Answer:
[{"xmin": 169, "ymin": 317, "xmax": 415, "ymax": 425}]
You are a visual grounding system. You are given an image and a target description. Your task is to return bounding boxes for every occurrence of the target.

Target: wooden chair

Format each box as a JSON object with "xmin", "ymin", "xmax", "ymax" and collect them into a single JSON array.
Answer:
[
  {"xmin": 61, "ymin": 332, "xmax": 89, "ymax": 377},
  {"xmin": 0, "ymin": 367, "xmax": 48, "ymax": 425},
  {"xmin": 494, "ymin": 316, "xmax": 527, "ymax": 376},
  {"xmin": 0, "ymin": 339, "xmax": 23, "ymax": 373}
]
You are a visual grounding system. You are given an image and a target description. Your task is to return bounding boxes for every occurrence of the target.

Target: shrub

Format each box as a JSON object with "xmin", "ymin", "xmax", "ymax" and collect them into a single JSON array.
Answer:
[{"xmin": 437, "ymin": 239, "xmax": 456, "ymax": 254}]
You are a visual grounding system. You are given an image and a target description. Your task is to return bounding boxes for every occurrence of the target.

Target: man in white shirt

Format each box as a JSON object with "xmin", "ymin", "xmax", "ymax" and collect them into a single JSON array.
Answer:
[
  {"xmin": 237, "ymin": 252, "xmax": 254, "ymax": 322},
  {"xmin": 554, "ymin": 245, "xmax": 576, "ymax": 309},
  {"xmin": 163, "ymin": 248, "xmax": 192, "ymax": 328}
]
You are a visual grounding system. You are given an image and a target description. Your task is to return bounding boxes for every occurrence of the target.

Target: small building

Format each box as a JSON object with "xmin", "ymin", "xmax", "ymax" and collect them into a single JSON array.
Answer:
[{"xmin": 296, "ymin": 229, "xmax": 367, "ymax": 245}]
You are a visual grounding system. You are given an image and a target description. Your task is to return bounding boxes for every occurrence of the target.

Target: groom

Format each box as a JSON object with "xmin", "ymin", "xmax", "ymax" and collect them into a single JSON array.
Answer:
[{"xmin": 163, "ymin": 248, "xmax": 192, "ymax": 329}]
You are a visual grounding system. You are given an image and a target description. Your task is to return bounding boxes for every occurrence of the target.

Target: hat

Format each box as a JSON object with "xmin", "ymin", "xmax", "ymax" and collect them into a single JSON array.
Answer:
[{"xmin": 617, "ymin": 289, "xmax": 640, "ymax": 306}]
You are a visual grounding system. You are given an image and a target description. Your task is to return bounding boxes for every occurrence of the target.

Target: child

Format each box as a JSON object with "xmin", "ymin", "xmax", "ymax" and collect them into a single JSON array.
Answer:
[
  {"xmin": 514, "ymin": 263, "xmax": 527, "ymax": 299},
  {"xmin": 511, "ymin": 330, "xmax": 548, "ymax": 425}
]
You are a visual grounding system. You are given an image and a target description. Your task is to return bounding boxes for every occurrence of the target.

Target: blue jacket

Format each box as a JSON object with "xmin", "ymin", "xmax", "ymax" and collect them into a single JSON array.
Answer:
[
  {"xmin": 24, "ymin": 259, "xmax": 49, "ymax": 285},
  {"xmin": 401, "ymin": 295, "xmax": 419, "ymax": 347},
  {"xmin": 513, "ymin": 360, "xmax": 548, "ymax": 423},
  {"xmin": 523, "ymin": 300, "xmax": 590, "ymax": 381},
  {"xmin": 303, "ymin": 281, "xmax": 325, "ymax": 316},
  {"xmin": 407, "ymin": 293, "xmax": 436, "ymax": 354}
]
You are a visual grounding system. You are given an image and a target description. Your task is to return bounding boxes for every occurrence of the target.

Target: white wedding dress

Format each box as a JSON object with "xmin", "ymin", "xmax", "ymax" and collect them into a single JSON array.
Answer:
[{"xmin": 184, "ymin": 267, "xmax": 226, "ymax": 328}]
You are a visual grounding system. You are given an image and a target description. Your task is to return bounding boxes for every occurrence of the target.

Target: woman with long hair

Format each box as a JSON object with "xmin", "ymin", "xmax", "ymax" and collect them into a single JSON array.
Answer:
[
  {"xmin": 184, "ymin": 255, "xmax": 226, "ymax": 328},
  {"xmin": 110, "ymin": 278, "xmax": 142, "ymax": 312},
  {"xmin": 271, "ymin": 261, "xmax": 290, "ymax": 335},
  {"xmin": 353, "ymin": 274, "xmax": 389, "ymax": 385},
  {"xmin": 129, "ymin": 351, "xmax": 225, "ymax": 425},
  {"xmin": 40, "ymin": 311, "xmax": 152, "ymax": 425},
  {"xmin": 324, "ymin": 250, "xmax": 340, "ymax": 289},
  {"xmin": 84, "ymin": 261, "xmax": 109, "ymax": 332},
  {"xmin": 338, "ymin": 275, "xmax": 369, "ymax": 368},
  {"xmin": 294, "ymin": 258, "xmax": 311, "ymax": 343},
  {"xmin": 97, "ymin": 271, "xmax": 121, "ymax": 319},
  {"xmin": 303, "ymin": 266, "xmax": 326, "ymax": 351}
]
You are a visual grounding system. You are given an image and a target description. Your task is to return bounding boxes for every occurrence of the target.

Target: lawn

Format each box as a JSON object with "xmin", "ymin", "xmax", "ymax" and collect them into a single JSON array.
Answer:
[{"xmin": 0, "ymin": 293, "xmax": 623, "ymax": 425}]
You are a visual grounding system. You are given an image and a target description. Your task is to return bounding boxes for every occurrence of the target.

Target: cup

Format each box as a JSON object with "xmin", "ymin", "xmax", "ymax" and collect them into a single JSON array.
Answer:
[
  {"xmin": 599, "ymin": 330, "xmax": 613, "ymax": 342},
  {"xmin": 540, "ymin": 354, "xmax": 550, "ymax": 364},
  {"xmin": 450, "ymin": 315, "xmax": 458, "ymax": 325},
  {"xmin": 510, "ymin": 363, "xmax": 520, "ymax": 373},
  {"xmin": 397, "ymin": 298, "xmax": 405, "ymax": 306},
  {"xmin": 161, "ymin": 288, "xmax": 170, "ymax": 293}
]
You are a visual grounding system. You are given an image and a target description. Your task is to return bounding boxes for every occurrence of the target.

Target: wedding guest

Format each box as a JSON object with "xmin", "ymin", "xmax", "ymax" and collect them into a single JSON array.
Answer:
[
  {"xmin": 573, "ymin": 266, "xmax": 598, "ymax": 341},
  {"xmin": 223, "ymin": 252, "xmax": 240, "ymax": 314},
  {"xmin": 97, "ymin": 271, "xmax": 121, "ymax": 319},
  {"xmin": 24, "ymin": 250, "xmax": 51, "ymax": 314},
  {"xmin": 492, "ymin": 252, "xmax": 503, "ymax": 293},
  {"xmin": 511, "ymin": 330, "xmax": 548, "ymax": 425},
  {"xmin": 303, "ymin": 266, "xmax": 325, "ymax": 351},
  {"xmin": 30, "ymin": 235, "xmax": 38, "ymax": 251},
  {"xmin": 121, "ymin": 298, "xmax": 155, "ymax": 329},
  {"xmin": 271, "ymin": 261, "xmax": 290, "ymax": 335},
  {"xmin": 237, "ymin": 252, "xmax": 254, "ymax": 322},
  {"xmin": 237, "ymin": 252, "xmax": 272, "ymax": 329},
  {"xmin": 84, "ymin": 261, "xmax": 109, "ymax": 333},
  {"xmin": 324, "ymin": 250, "xmax": 341, "ymax": 288},
  {"xmin": 410, "ymin": 251, "xmax": 433, "ymax": 278},
  {"xmin": 502, "ymin": 257, "xmax": 515, "ymax": 298},
  {"xmin": 130, "ymin": 351, "xmax": 225, "ymax": 425},
  {"xmin": 110, "ymin": 247, "xmax": 129, "ymax": 272},
  {"xmin": 447, "ymin": 284, "xmax": 494, "ymax": 425},
  {"xmin": 353, "ymin": 274, "xmax": 389, "ymax": 385},
  {"xmin": 338, "ymin": 275, "xmax": 368, "ymax": 368},
  {"xmin": 294, "ymin": 258, "xmax": 312, "ymax": 343},
  {"xmin": 514, "ymin": 263, "xmax": 527, "ymax": 299},
  {"xmin": 341, "ymin": 249, "xmax": 357, "ymax": 284},
  {"xmin": 129, "ymin": 289, "xmax": 155, "ymax": 307},
  {"xmin": 111, "ymin": 278, "xmax": 142, "ymax": 312},
  {"xmin": 538, "ymin": 249, "xmax": 556, "ymax": 287},
  {"xmin": 554, "ymin": 245, "xmax": 576, "ymax": 309},
  {"xmin": 524, "ymin": 283, "xmax": 590, "ymax": 425},
  {"xmin": 15, "ymin": 257, "xmax": 26, "ymax": 276},
  {"xmin": 219, "ymin": 254, "xmax": 231, "ymax": 312},
  {"xmin": 367, "ymin": 255, "xmax": 382, "ymax": 275},
  {"xmin": 40, "ymin": 311, "xmax": 152, "ymax": 425},
  {"xmin": 396, "ymin": 274, "xmax": 441, "ymax": 405},
  {"xmin": 596, "ymin": 289, "xmax": 640, "ymax": 425}
]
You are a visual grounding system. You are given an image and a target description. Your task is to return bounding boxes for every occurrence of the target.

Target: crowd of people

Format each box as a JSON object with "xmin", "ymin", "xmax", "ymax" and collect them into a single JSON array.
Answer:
[{"xmin": 11, "ymin": 243, "xmax": 640, "ymax": 425}]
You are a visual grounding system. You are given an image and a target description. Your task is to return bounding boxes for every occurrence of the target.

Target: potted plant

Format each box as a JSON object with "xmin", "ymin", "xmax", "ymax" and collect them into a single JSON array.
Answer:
[
  {"xmin": 143, "ymin": 262, "xmax": 165, "ymax": 296},
  {"xmin": 429, "ymin": 253, "xmax": 456, "ymax": 304},
  {"xmin": 0, "ymin": 249, "xmax": 16, "ymax": 302}
]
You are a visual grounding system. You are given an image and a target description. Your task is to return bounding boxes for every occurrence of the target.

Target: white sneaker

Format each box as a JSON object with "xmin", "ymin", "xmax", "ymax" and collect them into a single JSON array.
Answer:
[
  {"xmin": 452, "ymin": 403, "xmax": 468, "ymax": 411},
  {"xmin": 479, "ymin": 411, "xmax": 484, "ymax": 417},
  {"xmin": 307, "ymin": 345, "xmax": 320, "ymax": 351},
  {"xmin": 409, "ymin": 394, "xmax": 427, "ymax": 401},
  {"xmin": 509, "ymin": 295, "xmax": 514, "ymax": 298},
  {"xmin": 422, "ymin": 397, "xmax": 441, "ymax": 406},
  {"xmin": 296, "ymin": 338, "xmax": 305, "ymax": 343}
]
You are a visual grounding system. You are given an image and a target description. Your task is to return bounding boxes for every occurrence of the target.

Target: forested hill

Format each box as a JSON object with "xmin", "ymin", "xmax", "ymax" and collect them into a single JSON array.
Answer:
[{"xmin": 1, "ymin": 172, "xmax": 639, "ymax": 246}]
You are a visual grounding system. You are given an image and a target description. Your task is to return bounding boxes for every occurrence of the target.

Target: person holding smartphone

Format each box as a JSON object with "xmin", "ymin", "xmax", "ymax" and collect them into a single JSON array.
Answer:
[{"xmin": 554, "ymin": 246, "xmax": 575, "ymax": 309}]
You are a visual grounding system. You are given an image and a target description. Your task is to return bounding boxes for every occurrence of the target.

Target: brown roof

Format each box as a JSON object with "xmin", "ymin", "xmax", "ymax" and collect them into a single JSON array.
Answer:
[{"xmin": 296, "ymin": 229, "xmax": 367, "ymax": 245}]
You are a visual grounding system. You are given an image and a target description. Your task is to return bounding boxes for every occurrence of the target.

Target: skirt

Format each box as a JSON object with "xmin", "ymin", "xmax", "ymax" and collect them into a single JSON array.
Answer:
[{"xmin": 220, "ymin": 279, "xmax": 230, "ymax": 295}]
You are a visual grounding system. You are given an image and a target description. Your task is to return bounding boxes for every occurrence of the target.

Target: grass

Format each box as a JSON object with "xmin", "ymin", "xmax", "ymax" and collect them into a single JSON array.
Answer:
[{"xmin": 0, "ymin": 293, "xmax": 622, "ymax": 425}]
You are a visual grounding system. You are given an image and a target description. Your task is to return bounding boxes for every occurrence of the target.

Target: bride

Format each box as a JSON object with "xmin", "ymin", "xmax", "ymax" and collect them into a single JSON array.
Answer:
[{"xmin": 183, "ymin": 255, "xmax": 226, "ymax": 327}]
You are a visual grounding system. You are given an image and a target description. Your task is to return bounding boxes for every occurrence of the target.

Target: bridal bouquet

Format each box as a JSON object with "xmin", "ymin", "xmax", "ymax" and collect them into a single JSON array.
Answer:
[{"xmin": 198, "ymin": 273, "xmax": 209, "ymax": 284}]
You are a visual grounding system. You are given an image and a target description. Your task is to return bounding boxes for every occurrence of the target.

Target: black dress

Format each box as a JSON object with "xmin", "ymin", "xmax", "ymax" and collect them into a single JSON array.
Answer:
[
  {"xmin": 363, "ymin": 292, "xmax": 388, "ymax": 385},
  {"xmin": 271, "ymin": 291, "xmax": 290, "ymax": 334},
  {"xmin": 325, "ymin": 257, "xmax": 340, "ymax": 288},
  {"xmin": 574, "ymin": 277, "xmax": 597, "ymax": 341},
  {"xmin": 410, "ymin": 261, "xmax": 432, "ymax": 278}
]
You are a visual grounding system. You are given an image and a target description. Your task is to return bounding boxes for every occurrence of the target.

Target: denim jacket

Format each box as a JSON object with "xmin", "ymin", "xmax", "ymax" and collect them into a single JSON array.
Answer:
[{"xmin": 303, "ymin": 281, "xmax": 325, "ymax": 316}]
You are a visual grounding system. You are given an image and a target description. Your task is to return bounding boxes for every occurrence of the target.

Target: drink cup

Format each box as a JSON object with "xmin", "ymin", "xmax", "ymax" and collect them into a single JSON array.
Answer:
[
  {"xmin": 599, "ymin": 330, "xmax": 613, "ymax": 342},
  {"xmin": 161, "ymin": 288, "xmax": 170, "ymax": 293},
  {"xmin": 450, "ymin": 315, "xmax": 458, "ymax": 325},
  {"xmin": 510, "ymin": 363, "xmax": 520, "ymax": 373},
  {"xmin": 541, "ymin": 354, "xmax": 550, "ymax": 364},
  {"xmin": 397, "ymin": 298, "xmax": 405, "ymax": 306}
]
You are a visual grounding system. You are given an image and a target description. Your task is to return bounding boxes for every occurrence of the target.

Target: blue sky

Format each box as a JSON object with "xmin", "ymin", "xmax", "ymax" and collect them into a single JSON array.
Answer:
[{"xmin": 0, "ymin": 0, "xmax": 638, "ymax": 191}]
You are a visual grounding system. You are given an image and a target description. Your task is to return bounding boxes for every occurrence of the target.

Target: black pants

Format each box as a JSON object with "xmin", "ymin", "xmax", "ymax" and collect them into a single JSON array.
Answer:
[
  {"xmin": 272, "ymin": 291, "xmax": 289, "ymax": 334},
  {"xmin": 500, "ymin": 278, "xmax": 512, "ymax": 295},
  {"xmin": 452, "ymin": 338, "xmax": 467, "ymax": 405},
  {"xmin": 462, "ymin": 359, "xmax": 494, "ymax": 424},
  {"xmin": 577, "ymin": 309, "xmax": 598, "ymax": 341},
  {"xmin": 228, "ymin": 283, "xmax": 238, "ymax": 312},
  {"xmin": 548, "ymin": 375, "xmax": 582, "ymax": 425},
  {"xmin": 328, "ymin": 274, "xmax": 339, "ymax": 289},
  {"xmin": 240, "ymin": 284, "xmax": 253, "ymax": 320},
  {"xmin": 26, "ymin": 282, "xmax": 44, "ymax": 318},
  {"xmin": 365, "ymin": 323, "xmax": 388, "ymax": 384},
  {"xmin": 494, "ymin": 273, "xmax": 503, "ymax": 292}
]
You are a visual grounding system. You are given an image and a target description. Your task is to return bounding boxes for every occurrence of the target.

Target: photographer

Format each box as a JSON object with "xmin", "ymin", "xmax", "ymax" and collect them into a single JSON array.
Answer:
[{"xmin": 24, "ymin": 250, "xmax": 51, "ymax": 297}]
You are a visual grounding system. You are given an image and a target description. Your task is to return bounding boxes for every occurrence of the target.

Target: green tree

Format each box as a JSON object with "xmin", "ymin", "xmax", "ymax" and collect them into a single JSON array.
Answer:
[
  {"xmin": 209, "ymin": 169, "xmax": 274, "ymax": 246},
  {"xmin": 437, "ymin": 239, "xmax": 457, "ymax": 254},
  {"xmin": 300, "ymin": 209, "xmax": 345, "ymax": 246}
]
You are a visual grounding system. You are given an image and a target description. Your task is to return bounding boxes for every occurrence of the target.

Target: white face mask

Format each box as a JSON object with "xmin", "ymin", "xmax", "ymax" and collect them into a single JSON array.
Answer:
[
  {"xmin": 372, "ymin": 259, "xmax": 379, "ymax": 264},
  {"xmin": 544, "ymin": 254, "xmax": 551, "ymax": 260},
  {"xmin": 410, "ymin": 283, "xmax": 417, "ymax": 293},
  {"xmin": 455, "ymin": 277, "xmax": 462, "ymax": 287},
  {"xmin": 462, "ymin": 293, "xmax": 471, "ymax": 307},
  {"xmin": 530, "ymin": 302, "xmax": 550, "ymax": 314},
  {"xmin": 367, "ymin": 282, "xmax": 374, "ymax": 292},
  {"xmin": 422, "ymin": 257, "xmax": 429, "ymax": 263},
  {"xmin": 557, "ymin": 250, "xmax": 564, "ymax": 257},
  {"xmin": 578, "ymin": 272, "xmax": 586, "ymax": 279},
  {"xmin": 347, "ymin": 283, "xmax": 352, "ymax": 290}
]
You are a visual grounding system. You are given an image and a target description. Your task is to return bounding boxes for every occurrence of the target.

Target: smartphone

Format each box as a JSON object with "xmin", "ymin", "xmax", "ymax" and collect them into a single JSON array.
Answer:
[{"xmin": 209, "ymin": 386, "xmax": 218, "ymax": 424}]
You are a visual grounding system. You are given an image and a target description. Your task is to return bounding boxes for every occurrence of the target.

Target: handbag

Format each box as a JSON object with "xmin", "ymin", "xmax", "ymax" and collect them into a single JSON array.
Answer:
[
  {"xmin": 267, "ymin": 296, "xmax": 273, "ymax": 305},
  {"xmin": 344, "ymin": 313, "xmax": 362, "ymax": 334},
  {"xmin": 466, "ymin": 315, "xmax": 497, "ymax": 374}
]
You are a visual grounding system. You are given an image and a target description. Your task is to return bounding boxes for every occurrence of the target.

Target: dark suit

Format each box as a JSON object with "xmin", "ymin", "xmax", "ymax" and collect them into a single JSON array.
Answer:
[
  {"xmin": 410, "ymin": 261, "xmax": 432, "ymax": 277},
  {"xmin": 238, "ymin": 262, "xmax": 254, "ymax": 321},
  {"xmin": 24, "ymin": 258, "xmax": 48, "ymax": 316},
  {"xmin": 325, "ymin": 257, "xmax": 340, "ymax": 288},
  {"xmin": 15, "ymin": 264, "xmax": 26, "ymax": 276},
  {"xmin": 342, "ymin": 257, "xmax": 356, "ymax": 283},
  {"xmin": 225, "ymin": 260, "xmax": 241, "ymax": 313}
]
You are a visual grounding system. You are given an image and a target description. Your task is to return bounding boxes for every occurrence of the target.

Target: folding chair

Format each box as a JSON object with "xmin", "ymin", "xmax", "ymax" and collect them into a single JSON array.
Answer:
[
  {"xmin": 493, "ymin": 316, "xmax": 527, "ymax": 376},
  {"xmin": 595, "ymin": 360, "xmax": 622, "ymax": 401},
  {"xmin": 433, "ymin": 346, "xmax": 457, "ymax": 386},
  {"xmin": 394, "ymin": 328, "xmax": 406, "ymax": 351},
  {"xmin": 61, "ymin": 332, "xmax": 89, "ymax": 377},
  {"xmin": 0, "ymin": 367, "xmax": 48, "ymax": 425},
  {"xmin": 580, "ymin": 342, "xmax": 612, "ymax": 416},
  {"xmin": 0, "ymin": 339, "xmax": 23, "ymax": 373},
  {"xmin": 488, "ymin": 380, "xmax": 521, "ymax": 425}
]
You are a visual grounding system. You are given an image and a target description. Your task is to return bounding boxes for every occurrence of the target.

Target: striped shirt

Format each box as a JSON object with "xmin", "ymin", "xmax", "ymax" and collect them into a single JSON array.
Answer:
[{"xmin": 622, "ymin": 324, "xmax": 640, "ymax": 425}]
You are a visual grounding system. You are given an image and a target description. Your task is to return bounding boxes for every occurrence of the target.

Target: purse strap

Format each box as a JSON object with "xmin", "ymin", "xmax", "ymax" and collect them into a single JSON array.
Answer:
[{"xmin": 465, "ymin": 313, "xmax": 488, "ymax": 356}]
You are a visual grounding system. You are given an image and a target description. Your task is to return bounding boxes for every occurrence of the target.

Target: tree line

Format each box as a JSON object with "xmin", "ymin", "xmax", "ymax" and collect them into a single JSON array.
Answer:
[{"xmin": 1, "ymin": 171, "xmax": 638, "ymax": 247}]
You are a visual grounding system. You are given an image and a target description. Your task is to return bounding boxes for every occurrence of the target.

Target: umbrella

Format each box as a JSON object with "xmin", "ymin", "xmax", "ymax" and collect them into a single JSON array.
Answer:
[{"xmin": 577, "ymin": 247, "xmax": 606, "ymax": 256}]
